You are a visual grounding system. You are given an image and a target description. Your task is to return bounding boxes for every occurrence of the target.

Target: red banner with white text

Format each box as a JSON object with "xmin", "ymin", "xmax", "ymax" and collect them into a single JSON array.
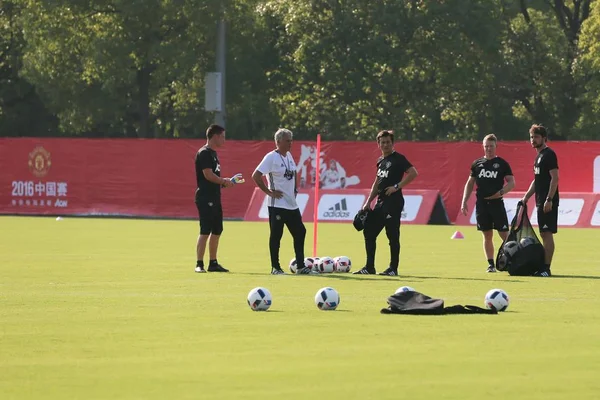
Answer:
[
  {"xmin": 243, "ymin": 188, "xmax": 442, "ymax": 224},
  {"xmin": 1, "ymin": 138, "xmax": 599, "ymax": 222}
]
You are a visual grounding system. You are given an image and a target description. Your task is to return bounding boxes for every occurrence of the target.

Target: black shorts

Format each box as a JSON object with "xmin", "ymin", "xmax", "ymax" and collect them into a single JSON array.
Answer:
[
  {"xmin": 537, "ymin": 203, "xmax": 558, "ymax": 234},
  {"xmin": 475, "ymin": 199, "xmax": 509, "ymax": 232},
  {"xmin": 196, "ymin": 199, "xmax": 223, "ymax": 235},
  {"xmin": 363, "ymin": 200, "xmax": 404, "ymax": 239}
]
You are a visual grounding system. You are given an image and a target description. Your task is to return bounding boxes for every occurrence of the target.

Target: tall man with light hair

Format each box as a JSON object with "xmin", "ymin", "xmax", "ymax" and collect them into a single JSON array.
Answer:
[
  {"xmin": 461, "ymin": 133, "xmax": 515, "ymax": 272},
  {"xmin": 252, "ymin": 128, "xmax": 307, "ymax": 275},
  {"xmin": 522, "ymin": 124, "xmax": 559, "ymax": 277}
]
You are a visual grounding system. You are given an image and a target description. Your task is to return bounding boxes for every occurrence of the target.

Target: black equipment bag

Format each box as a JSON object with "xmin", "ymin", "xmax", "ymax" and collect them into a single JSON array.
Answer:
[
  {"xmin": 380, "ymin": 291, "xmax": 497, "ymax": 315},
  {"xmin": 495, "ymin": 201, "xmax": 545, "ymax": 276}
]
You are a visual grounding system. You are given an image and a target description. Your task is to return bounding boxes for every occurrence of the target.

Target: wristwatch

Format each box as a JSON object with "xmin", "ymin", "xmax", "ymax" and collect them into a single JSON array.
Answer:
[
  {"xmin": 499, "ymin": 189, "xmax": 504, "ymax": 195},
  {"xmin": 394, "ymin": 184, "xmax": 399, "ymax": 190},
  {"xmin": 546, "ymin": 197, "xmax": 552, "ymax": 202}
]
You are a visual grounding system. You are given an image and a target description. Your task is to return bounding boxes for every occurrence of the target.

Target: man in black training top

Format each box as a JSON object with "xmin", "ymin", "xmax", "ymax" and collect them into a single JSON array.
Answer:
[
  {"xmin": 353, "ymin": 130, "xmax": 418, "ymax": 276},
  {"xmin": 522, "ymin": 124, "xmax": 559, "ymax": 277},
  {"xmin": 461, "ymin": 134, "xmax": 515, "ymax": 273},
  {"xmin": 194, "ymin": 124, "xmax": 241, "ymax": 273}
]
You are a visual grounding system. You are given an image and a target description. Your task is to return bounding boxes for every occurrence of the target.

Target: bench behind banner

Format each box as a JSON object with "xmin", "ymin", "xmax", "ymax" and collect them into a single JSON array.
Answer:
[{"xmin": 243, "ymin": 188, "xmax": 450, "ymax": 225}]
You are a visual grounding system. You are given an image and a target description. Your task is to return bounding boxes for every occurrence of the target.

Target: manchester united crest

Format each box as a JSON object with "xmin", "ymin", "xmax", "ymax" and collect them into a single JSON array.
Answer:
[{"xmin": 28, "ymin": 146, "xmax": 52, "ymax": 177}]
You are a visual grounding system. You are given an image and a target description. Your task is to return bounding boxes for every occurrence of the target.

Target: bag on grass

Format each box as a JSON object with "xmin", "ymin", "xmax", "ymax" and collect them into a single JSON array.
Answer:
[
  {"xmin": 380, "ymin": 291, "xmax": 497, "ymax": 315},
  {"xmin": 495, "ymin": 201, "xmax": 545, "ymax": 276}
]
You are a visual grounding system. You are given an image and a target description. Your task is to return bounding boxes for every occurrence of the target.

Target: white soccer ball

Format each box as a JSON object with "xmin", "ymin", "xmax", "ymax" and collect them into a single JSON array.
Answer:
[
  {"xmin": 315, "ymin": 287, "xmax": 340, "ymax": 310},
  {"xmin": 310, "ymin": 257, "xmax": 321, "ymax": 274},
  {"xmin": 289, "ymin": 257, "xmax": 314, "ymax": 274},
  {"xmin": 247, "ymin": 287, "xmax": 272, "ymax": 311},
  {"xmin": 395, "ymin": 286, "xmax": 415, "ymax": 294},
  {"xmin": 315, "ymin": 256, "xmax": 335, "ymax": 273},
  {"xmin": 333, "ymin": 256, "xmax": 352, "ymax": 273},
  {"xmin": 519, "ymin": 237, "xmax": 536, "ymax": 248},
  {"xmin": 503, "ymin": 241, "xmax": 519, "ymax": 258},
  {"xmin": 484, "ymin": 288, "xmax": 509, "ymax": 312},
  {"xmin": 304, "ymin": 257, "xmax": 315, "ymax": 271},
  {"xmin": 289, "ymin": 258, "xmax": 298, "ymax": 274}
]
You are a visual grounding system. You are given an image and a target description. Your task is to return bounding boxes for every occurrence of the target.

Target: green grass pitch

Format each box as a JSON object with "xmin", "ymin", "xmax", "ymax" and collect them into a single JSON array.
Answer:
[{"xmin": 1, "ymin": 216, "xmax": 599, "ymax": 399}]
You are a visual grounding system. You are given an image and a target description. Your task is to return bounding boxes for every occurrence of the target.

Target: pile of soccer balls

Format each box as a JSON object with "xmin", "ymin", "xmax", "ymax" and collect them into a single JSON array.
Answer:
[{"xmin": 289, "ymin": 256, "xmax": 351, "ymax": 274}]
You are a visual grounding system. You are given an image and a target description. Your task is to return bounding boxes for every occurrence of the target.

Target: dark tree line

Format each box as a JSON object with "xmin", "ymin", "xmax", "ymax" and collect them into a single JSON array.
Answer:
[{"xmin": 1, "ymin": 0, "xmax": 599, "ymax": 141}]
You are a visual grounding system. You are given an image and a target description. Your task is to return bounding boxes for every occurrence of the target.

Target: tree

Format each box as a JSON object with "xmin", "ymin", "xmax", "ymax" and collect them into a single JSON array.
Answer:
[
  {"xmin": 20, "ymin": 0, "xmax": 222, "ymax": 137},
  {"xmin": 5, "ymin": 0, "xmax": 598, "ymax": 140},
  {"xmin": 574, "ymin": 0, "xmax": 600, "ymax": 138},
  {"xmin": 503, "ymin": 0, "xmax": 592, "ymax": 139},
  {"xmin": 220, "ymin": 0, "xmax": 282, "ymax": 139},
  {"xmin": 0, "ymin": 0, "xmax": 56, "ymax": 137},
  {"xmin": 261, "ymin": 0, "xmax": 522, "ymax": 140}
]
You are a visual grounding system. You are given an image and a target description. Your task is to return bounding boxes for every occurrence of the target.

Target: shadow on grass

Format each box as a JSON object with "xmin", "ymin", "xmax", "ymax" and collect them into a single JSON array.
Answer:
[
  {"xmin": 550, "ymin": 274, "xmax": 600, "ymax": 280},
  {"xmin": 235, "ymin": 272, "xmax": 526, "ymax": 283},
  {"xmin": 403, "ymin": 275, "xmax": 525, "ymax": 283},
  {"xmin": 379, "ymin": 311, "xmax": 512, "ymax": 317},
  {"xmin": 319, "ymin": 273, "xmax": 527, "ymax": 283}
]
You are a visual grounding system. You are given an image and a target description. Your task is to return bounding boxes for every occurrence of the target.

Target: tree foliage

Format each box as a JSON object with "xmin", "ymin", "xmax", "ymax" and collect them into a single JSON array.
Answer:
[
  {"xmin": 0, "ymin": 0, "xmax": 57, "ymax": 136},
  {"xmin": 1, "ymin": 0, "xmax": 599, "ymax": 140}
]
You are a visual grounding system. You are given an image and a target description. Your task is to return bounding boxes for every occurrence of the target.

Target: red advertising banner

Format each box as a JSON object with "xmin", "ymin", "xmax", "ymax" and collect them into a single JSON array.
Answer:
[
  {"xmin": 1, "ymin": 138, "xmax": 599, "ymax": 222},
  {"xmin": 455, "ymin": 191, "xmax": 600, "ymax": 228},
  {"xmin": 0, "ymin": 138, "xmax": 269, "ymax": 219},
  {"xmin": 244, "ymin": 188, "xmax": 442, "ymax": 224}
]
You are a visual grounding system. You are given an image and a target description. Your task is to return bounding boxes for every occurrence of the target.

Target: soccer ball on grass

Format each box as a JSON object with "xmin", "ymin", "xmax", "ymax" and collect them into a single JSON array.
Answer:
[
  {"xmin": 314, "ymin": 256, "xmax": 335, "ymax": 273},
  {"xmin": 484, "ymin": 288, "xmax": 509, "ymax": 312},
  {"xmin": 333, "ymin": 256, "xmax": 352, "ymax": 273},
  {"xmin": 247, "ymin": 287, "xmax": 272, "ymax": 311},
  {"xmin": 315, "ymin": 287, "xmax": 340, "ymax": 310},
  {"xmin": 395, "ymin": 286, "xmax": 415, "ymax": 294},
  {"xmin": 289, "ymin": 257, "xmax": 314, "ymax": 274}
]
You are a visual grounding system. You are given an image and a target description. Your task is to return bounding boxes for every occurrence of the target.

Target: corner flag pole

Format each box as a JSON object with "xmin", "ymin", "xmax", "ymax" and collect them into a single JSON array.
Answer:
[{"xmin": 312, "ymin": 134, "xmax": 321, "ymax": 257}]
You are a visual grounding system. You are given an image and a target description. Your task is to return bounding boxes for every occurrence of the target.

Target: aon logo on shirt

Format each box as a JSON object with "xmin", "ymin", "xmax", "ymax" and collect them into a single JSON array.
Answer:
[
  {"xmin": 377, "ymin": 169, "xmax": 389, "ymax": 178},
  {"xmin": 534, "ymin": 167, "xmax": 540, "ymax": 175},
  {"xmin": 478, "ymin": 169, "xmax": 498, "ymax": 179}
]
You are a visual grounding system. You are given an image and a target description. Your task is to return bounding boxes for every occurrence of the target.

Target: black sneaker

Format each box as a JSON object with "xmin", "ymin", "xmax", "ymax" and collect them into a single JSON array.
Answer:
[
  {"xmin": 194, "ymin": 266, "xmax": 206, "ymax": 273},
  {"xmin": 353, "ymin": 266, "xmax": 376, "ymax": 275},
  {"xmin": 534, "ymin": 269, "xmax": 552, "ymax": 277},
  {"xmin": 486, "ymin": 265, "xmax": 497, "ymax": 273},
  {"xmin": 296, "ymin": 266, "xmax": 312, "ymax": 274},
  {"xmin": 271, "ymin": 268, "xmax": 285, "ymax": 275},
  {"xmin": 378, "ymin": 267, "xmax": 398, "ymax": 276},
  {"xmin": 207, "ymin": 263, "xmax": 229, "ymax": 272}
]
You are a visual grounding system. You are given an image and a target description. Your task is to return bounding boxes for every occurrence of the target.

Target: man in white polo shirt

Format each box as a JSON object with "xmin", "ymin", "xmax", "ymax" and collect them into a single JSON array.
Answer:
[{"xmin": 252, "ymin": 128, "xmax": 308, "ymax": 275}]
